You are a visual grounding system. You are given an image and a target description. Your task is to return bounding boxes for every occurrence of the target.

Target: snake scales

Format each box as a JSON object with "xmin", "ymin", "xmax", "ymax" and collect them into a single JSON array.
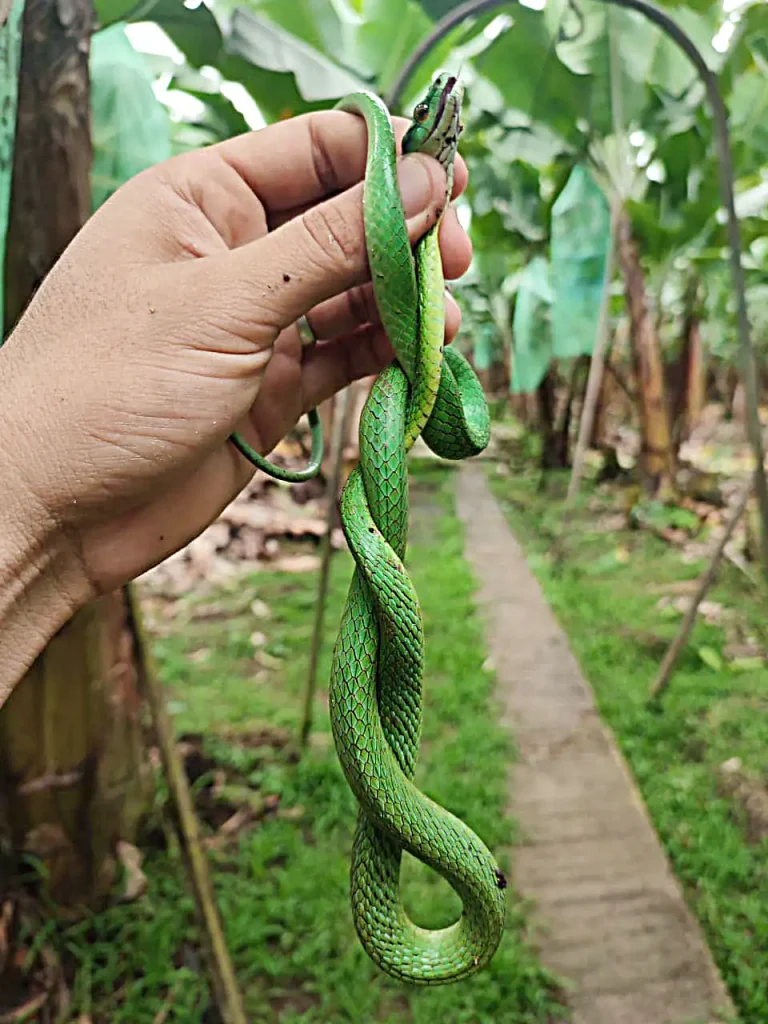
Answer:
[{"xmin": 233, "ymin": 75, "xmax": 506, "ymax": 985}]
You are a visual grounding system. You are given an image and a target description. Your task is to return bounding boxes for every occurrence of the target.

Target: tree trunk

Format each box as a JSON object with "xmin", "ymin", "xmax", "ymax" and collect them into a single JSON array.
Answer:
[
  {"xmin": 0, "ymin": 0, "xmax": 150, "ymax": 911},
  {"xmin": 732, "ymin": 382, "xmax": 748, "ymax": 433},
  {"xmin": 538, "ymin": 368, "xmax": 570, "ymax": 471},
  {"xmin": 671, "ymin": 277, "xmax": 706, "ymax": 452},
  {"xmin": 616, "ymin": 211, "xmax": 675, "ymax": 495},
  {"xmin": 681, "ymin": 311, "xmax": 705, "ymax": 438},
  {"xmin": 502, "ymin": 332, "xmax": 512, "ymax": 396},
  {"xmin": 590, "ymin": 364, "xmax": 611, "ymax": 448},
  {"xmin": 537, "ymin": 369, "xmax": 558, "ymax": 469}
]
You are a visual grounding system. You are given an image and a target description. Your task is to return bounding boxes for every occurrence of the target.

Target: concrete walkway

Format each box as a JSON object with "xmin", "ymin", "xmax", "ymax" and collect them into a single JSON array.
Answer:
[{"xmin": 456, "ymin": 464, "xmax": 733, "ymax": 1024}]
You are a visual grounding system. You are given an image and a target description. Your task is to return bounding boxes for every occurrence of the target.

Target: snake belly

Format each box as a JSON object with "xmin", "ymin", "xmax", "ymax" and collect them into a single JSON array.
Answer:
[{"xmin": 328, "ymin": 76, "xmax": 506, "ymax": 985}]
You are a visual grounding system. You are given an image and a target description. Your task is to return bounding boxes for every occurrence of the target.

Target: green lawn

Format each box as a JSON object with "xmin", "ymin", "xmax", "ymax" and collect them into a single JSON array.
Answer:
[
  {"xmin": 58, "ymin": 465, "xmax": 566, "ymax": 1023},
  {"xmin": 490, "ymin": 460, "xmax": 768, "ymax": 1024}
]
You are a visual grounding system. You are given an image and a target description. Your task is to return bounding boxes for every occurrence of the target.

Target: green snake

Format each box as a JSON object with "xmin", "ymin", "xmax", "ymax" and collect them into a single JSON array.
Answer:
[{"xmin": 233, "ymin": 75, "xmax": 506, "ymax": 984}]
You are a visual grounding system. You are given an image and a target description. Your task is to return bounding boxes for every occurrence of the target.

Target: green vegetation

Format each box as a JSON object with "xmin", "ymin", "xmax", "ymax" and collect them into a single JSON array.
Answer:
[
  {"xmin": 490, "ymin": 458, "xmax": 768, "ymax": 1024},
  {"xmin": 55, "ymin": 467, "xmax": 566, "ymax": 1023}
]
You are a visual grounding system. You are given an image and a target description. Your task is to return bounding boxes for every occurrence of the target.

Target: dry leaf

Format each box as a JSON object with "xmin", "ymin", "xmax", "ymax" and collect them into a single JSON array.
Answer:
[
  {"xmin": 216, "ymin": 807, "xmax": 254, "ymax": 838},
  {"xmin": 116, "ymin": 841, "xmax": 148, "ymax": 903},
  {"xmin": 276, "ymin": 806, "xmax": 305, "ymax": 822},
  {"xmin": 271, "ymin": 554, "xmax": 321, "ymax": 573},
  {"xmin": 250, "ymin": 599, "xmax": 271, "ymax": 619}
]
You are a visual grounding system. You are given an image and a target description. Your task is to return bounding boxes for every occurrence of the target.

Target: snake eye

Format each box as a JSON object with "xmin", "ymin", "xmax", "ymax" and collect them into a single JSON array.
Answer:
[{"xmin": 413, "ymin": 103, "xmax": 429, "ymax": 123}]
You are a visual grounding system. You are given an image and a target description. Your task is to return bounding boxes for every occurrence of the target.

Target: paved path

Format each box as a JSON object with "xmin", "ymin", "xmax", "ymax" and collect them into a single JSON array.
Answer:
[{"xmin": 456, "ymin": 464, "xmax": 733, "ymax": 1024}]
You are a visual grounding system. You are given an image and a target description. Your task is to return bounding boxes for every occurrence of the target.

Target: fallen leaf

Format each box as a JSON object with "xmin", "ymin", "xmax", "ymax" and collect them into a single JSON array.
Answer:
[
  {"xmin": 263, "ymin": 538, "xmax": 280, "ymax": 560},
  {"xmin": 256, "ymin": 651, "xmax": 283, "ymax": 670},
  {"xmin": 648, "ymin": 581, "xmax": 699, "ymax": 595},
  {"xmin": 116, "ymin": 841, "xmax": 148, "ymax": 903},
  {"xmin": 217, "ymin": 807, "xmax": 254, "ymax": 838},
  {"xmin": 276, "ymin": 806, "xmax": 305, "ymax": 822},
  {"xmin": 223, "ymin": 505, "xmax": 326, "ymax": 539},
  {"xmin": 698, "ymin": 600, "xmax": 732, "ymax": 624},
  {"xmin": 250, "ymin": 599, "xmax": 271, "ymax": 619},
  {"xmin": 730, "ymin": 657, "xmax": 765, "ymax": 673},
  {"xmin": 697, "ymin": 645, "xmax": 723, "ymax": 671},
  {"xmin": 271, "ymin": 554, "xmax": 321, "ymax": 573},
  {"xmin": 0, "ymin": 991, "xmax": 50, "ymax": 1023},
  {"xmin": 725, "ymin": 640, "xmax": 764, "ymax": 660},
  {"xmin": 213, "ymin": 785, "xmax": 266, "ymax": 817}
]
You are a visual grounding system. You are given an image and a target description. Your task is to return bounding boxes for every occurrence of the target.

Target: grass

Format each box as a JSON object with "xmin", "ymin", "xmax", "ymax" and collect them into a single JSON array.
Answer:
[
  {"xmin": 54, "ymin": 464, "xmax": 566, "ymax": 1023},
  {"xmin": 489, "ymin": 457, "xmax": 768, "ymax": 1024}
]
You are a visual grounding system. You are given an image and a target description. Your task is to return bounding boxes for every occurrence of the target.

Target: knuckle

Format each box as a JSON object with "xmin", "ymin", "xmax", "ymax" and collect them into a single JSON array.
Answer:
[
  {"xmin": 301, "ymin": 202, "xmax": 363, "ymax": 274},
  {"xmin": 347, "ymin": 284, "xmax": 377, "ymax": 327},
  {"xmin": 308, "ymin": 113, "xmax": 341, "ymax": 194}
]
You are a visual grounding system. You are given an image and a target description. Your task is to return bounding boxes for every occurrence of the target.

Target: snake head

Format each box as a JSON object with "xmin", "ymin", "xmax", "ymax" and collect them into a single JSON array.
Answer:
[{"xmin": 402, "ymin": 73, "xmax": 464, "ymax": 198}]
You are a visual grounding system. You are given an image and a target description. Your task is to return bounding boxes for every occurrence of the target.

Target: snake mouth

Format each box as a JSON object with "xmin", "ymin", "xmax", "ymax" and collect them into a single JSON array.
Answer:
[{"xmin": 428, "ymin": 75, "xmax": 457, "ymax": 141}]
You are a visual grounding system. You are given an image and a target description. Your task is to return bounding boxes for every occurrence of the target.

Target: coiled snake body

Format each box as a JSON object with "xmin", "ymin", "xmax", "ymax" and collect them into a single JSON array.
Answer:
[{"xmin": 234, "ymin": 75, "xmax": 506, "ymax": 985}]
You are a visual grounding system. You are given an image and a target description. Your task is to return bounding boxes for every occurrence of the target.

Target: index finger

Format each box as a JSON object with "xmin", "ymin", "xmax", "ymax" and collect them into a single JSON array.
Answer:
[{"xmin": 210, "ymin": 110, "xmax": 468, "ymax": 217}]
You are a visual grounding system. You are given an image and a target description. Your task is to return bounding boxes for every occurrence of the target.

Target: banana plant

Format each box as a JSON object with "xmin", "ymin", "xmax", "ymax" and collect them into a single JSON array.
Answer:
[{"xmin": 0, "ymin": 0, "xmax": 24, "ymax": 335}]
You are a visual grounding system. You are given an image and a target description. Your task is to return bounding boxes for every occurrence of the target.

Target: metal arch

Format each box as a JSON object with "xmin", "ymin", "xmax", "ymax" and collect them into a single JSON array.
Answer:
[{"xmin": 387, "ymin": 0, "xmax": 768, "ymax": 572}]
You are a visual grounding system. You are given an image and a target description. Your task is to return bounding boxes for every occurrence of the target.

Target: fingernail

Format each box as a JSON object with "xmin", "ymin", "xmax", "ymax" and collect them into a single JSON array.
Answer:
[{"xmin": 398, "ymin": 154, "xmax": 440, "ymax": 217}]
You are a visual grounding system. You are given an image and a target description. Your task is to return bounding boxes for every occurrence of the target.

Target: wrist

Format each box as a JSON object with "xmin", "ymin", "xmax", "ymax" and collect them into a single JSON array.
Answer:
[{"xmin": 0, "ymin": 360, "xmax": 92, "ymax": 705}]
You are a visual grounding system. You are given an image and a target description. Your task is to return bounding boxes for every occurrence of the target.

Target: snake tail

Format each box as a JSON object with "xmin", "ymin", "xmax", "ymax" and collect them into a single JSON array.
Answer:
[{"xmin": 229, "ymin": 409, "xmax": 324, "ymax": 483}]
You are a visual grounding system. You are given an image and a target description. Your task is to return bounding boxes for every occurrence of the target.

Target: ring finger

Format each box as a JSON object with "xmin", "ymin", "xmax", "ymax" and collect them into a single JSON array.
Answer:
[{"xmin": 302, "ymin": 282, "xmax": 463, "ymax": 343}]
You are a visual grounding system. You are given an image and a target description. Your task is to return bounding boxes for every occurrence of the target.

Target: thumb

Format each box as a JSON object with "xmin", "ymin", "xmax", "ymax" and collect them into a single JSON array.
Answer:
[{"xmin": 192, "ymin": 152, "xmax": 447, "ymax": 346}]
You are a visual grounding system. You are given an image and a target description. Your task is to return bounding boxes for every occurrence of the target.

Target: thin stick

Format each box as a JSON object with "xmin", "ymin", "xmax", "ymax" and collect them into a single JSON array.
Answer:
[
  {"xmin": 648, "ymin": 480, "xmax": 753, "ymax": 703},
  {"xmin": 125, "ymin": 588, "xmax": 247, "ymax": 1024},
  {"xmin": 300, "ymin": 386, "xmax": 354, "ymax": 749}
]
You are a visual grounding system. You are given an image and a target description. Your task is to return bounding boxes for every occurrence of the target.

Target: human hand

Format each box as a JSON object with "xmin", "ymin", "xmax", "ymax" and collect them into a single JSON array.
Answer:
[{"xmin": 0, "ymin": 110, "xmax": 471, "ymax": 603}]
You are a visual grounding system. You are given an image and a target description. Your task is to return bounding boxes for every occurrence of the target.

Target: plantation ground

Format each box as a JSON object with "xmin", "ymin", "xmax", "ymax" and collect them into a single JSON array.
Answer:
[
  {"xmin": 54, "ymin": 467, "xmax": 566, "ymax": 1023},
  {"xmin": 29, "ymin": 450, "xmax": 768, "ymax": 1024}
]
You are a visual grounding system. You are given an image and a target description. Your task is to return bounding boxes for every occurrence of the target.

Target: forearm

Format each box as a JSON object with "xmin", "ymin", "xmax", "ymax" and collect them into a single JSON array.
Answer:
[{"xmin": 0, "ymin": 395, "xmax": 90, "ymax": 706}]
